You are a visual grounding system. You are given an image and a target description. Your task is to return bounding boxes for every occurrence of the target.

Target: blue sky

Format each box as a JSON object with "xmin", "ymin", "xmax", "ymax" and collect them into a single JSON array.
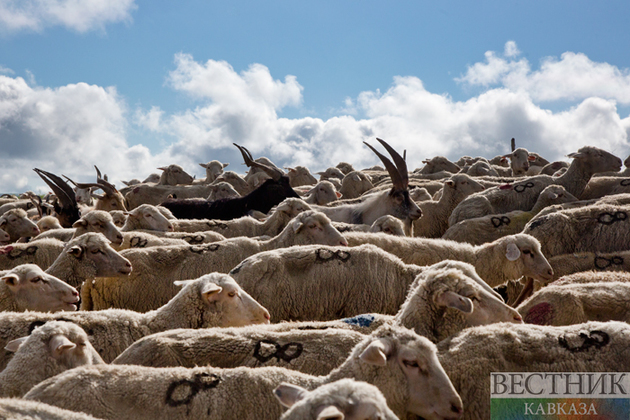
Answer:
[{"xmin": 1, "ymin": 0, "xmax": 630, "ymax": 192}]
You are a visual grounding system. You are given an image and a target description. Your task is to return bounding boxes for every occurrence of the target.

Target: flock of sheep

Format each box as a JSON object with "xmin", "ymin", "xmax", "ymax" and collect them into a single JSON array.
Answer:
[{"xmin": 0, "ymin": 138, "xmax": 629, "ymax": 419}]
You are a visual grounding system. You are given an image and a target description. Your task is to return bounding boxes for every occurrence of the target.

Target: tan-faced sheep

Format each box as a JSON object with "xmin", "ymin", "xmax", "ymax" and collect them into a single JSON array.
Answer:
[
  {"xmin": 34, "ymin": 210, "xmax": 123, "ymax": 246},
  {"xmin": 442, "ymin": 185, "xmax": 578, "ymax": 245},
  {"xmin": 302, "ymin": 181, "xmax": 341, "ymax": 205},
  {"xmin": 157, "ymin": 164, "xmax": 195, "ymax": 186},
  {"xmin": 437, "ymin": 321, "xmax": 630, "ymax": 420},
  {"xmin": 25, "ymin": 325, "xmax": 463, "ymax": 420},
  {"xmin": 199, "ymin": 160, "xmax": 229, "ymax": 184},
  {"xmin": 338, "ymin": 171, "xmax": 374, "ymax": 199},
  {"xmin": 417, "ymin": 156, "xmax": 460, "ymax": 174},
  {"xmin": 0, "ymin": 321, "xmax": 103, "ymax": 397},
  {"xmin": 121, "ymin": 204, "xmax": 174, "ymax": 232},
  {"xmin": 81, "ymin": 211, "xmax": 348, "ymax": 312},
  {"xmin": 35, "ymin": 215, "xmax": 63, "ymax": 233},
  {"xmin": 0, "ymin": 209, "xmax": 40, "ymax": 243},
  {"xmin": 344, "ymin": 232, "xmax": 553, "ymax": 287},
  {"xmin": 449, "ymin": 146, "xmax": 622, "ymax": 225},
  {"xmin": 0, "ymin": 264, "xmax": 79, "ymax": 312},
  {"xmin": 287, "ymin": 166, "xmax": 318, "ymax": 187},
  {"xmin": 276, "ymin": 379, "xmax": 399, "ymax": 420},
  {"xmin": 170, "ymin": 197, "xmax": 311, "ymax": 238},
  {"xmin": 0, "ymin": 273, "xmax": 270, "ymax": 371},
  {"xmin": 206, "ymin": 181, "xmax": 240, "ymax": 201},
  {"xmin": 413, "ymin": 174, "xmax": 485, "ymax": 238}
]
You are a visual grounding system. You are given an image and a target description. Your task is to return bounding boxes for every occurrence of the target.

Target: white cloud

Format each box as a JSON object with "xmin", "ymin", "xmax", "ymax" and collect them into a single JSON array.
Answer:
[
  {"xmin": 458, "ymin": 41, "xmax": 630, "ymax": 104},
  {"xmin": 1, "ymin": 51, "xmax": 630, "ymax": 194},
  {"xmin": 0, "ymin": 0, "xmax": 137, "ymax": 33},
  {"xmin": 0, "ymin": 65, "xmax": 14, "ymax": 75}
]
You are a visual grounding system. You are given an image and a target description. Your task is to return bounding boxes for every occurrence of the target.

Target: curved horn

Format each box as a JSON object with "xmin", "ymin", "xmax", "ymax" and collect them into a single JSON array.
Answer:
[
  {"xmin": 94, "ymin": 165, "xmax": 103, "ymax": 180},
  {"xmin": 62, "ymin": 175, "xmax": 78, "ymax": 187},
  {"xmin": 363, "ymin": 141, "xmax": 404, "ymax": 190},
  {"xmin": 33, "ymin": 168, "xmax": 77, "ymax": 208},
  {"xmin": 375, "ymin": 138, "xmax": 409, "ymax": 188},
  {"xmin": 233, "ymin": 143, "xmax": 284, "ymax": 181}
]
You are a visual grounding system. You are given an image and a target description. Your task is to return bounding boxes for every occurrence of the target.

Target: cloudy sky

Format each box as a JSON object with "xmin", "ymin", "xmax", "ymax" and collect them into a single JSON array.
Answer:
[{"xmin": 1, "ymin": 0, "xmax": 630, "ymax": 193}]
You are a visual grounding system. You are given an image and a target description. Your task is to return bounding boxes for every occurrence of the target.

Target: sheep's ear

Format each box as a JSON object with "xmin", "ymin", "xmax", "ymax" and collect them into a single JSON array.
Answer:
[
  {"xmin": 67, "ymin": 245, "xmax": 83, "ymax": 259},
  {"xmin": 505, "ymin": 242, "xmax": 521, "ymax": 261},
  {"xmin": 157, "ymin": 167, "xmax": 167, "ymax": 171},
  {"xmin": 49, "ymin": 335, "xmax": 76, "ymax": 356},
  {"xmin": 566, "ymin": 152, "xmax": 584, "ymax": 159},
  {"xmin": 317, "ymin": 406, "xmax": 345, "ymax": 420},
  {"xmin": 528, "ymin": 155, "xmax": 537, "ymax": 161},
  {"xmin": 222, "ymin": 163, "xmax": 229, "ymax": 168},
  {"xmin": 1, "ymin": 273, "xmax": 19, "ymax": 288},
  {"xmin": 274, "ymin": 383, "xmax": 308, "ymax": 408},
  {"xmin": 359, "ymin": 338, "xmax": 390, "ymax": 366},
  {"xmin": 173, "ymin": 280, "xmax": 194, "ymax": 288},
  {"xmin": 199, "ymin": 163, "xmax": 208, "ymax": 168},
  {"xmin": 335, "ymin": 191, "xmax": 342, "ymax": 198},
  {"xmin": 72, "ymin": 219, "xmax": 88, "ymax": 229},
  {"xmin": 0, "ymin": 218, "xmax": 6, "ymax": 227},
  {"xmin": 445, "ymin": 180, "xmax": 455, "ymax": 188},
  {"xmin": 292, "ymin": 221, "xmax": 305, "ymax": 233},
  {"xmin": 435, "ymin": 291, "xmax": 473, "ymax": 313},
  {"xmin": 201, "ymin": 283, "xmax": 223, "ymax": 302},
  {"xmin": 5, "ymin": 336, "xmax": 28, "ymax": 352},
  {"xmin": 316, "ymin": 171, "xmax": 326, "ymax": 176}
]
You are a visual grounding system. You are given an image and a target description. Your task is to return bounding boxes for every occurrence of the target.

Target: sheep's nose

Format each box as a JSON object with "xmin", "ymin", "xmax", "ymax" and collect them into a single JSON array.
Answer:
[
  {"xmin": 168, "ymin": 224, "xmax": 174, "ymax": 232},
  {"xmin": 339, "ymin": 238, "xmax": 348, "ymax": 247},
  {"xmin": 72, "ymin": 290, "xmax": 79, "ymax": 298},
  {"xmin": 514, "ymin": 313, "xmax": 523, "ymax": 322}
]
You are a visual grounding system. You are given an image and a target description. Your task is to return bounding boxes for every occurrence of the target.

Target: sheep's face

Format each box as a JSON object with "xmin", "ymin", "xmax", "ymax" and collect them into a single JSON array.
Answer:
[
  {"xmin": 0, "ymin": 209, "xmax": 40, "ymax": 240},
  {"xmin": 291, "ymin": 212, "xmax": 348, "ymax": 246},
  {"xmin": 2, "ymin": 264, "xmax": 79, "ymax": 312},
  {"xmin": 358, "ymin": 328, "xmax": 463, "ymax": 420},
  {"xmin": 370, "ymin": 216, "xmax": 405, "ymax": 236},
  {"xmin": 195, "ymin": 275, "xmax": 270, "ymax": 327},
  {"xmin": 506, "ymin": 235, "xmax": 554, "ymax": 284},
  {"xmin": 130, "ymin": 205, "xmax": 173, "ymax": 232},
  {"xmin": 569, "ymin": 146, "xmax": 622, "ymax": 174},
  {"xmin": 66, "ymin": 233, "xmax": 132, "ymax": 277},
  {"xmin": 508, "ymin": 148, "xmax": 531, "ymax": 175},
  {"xmin": 159, "ymin": 164, "xmax": 195, "ymax": 186},
  {"xmin": 447, "ymin": 174, "xmax": 485, "ymax": 197},
  {"xmin": 276, "ymin": 198, "xmax": 311, "ymax": 218},
  {"xmin": 306, "ymin": 181, "xmax": 339, "ymax": 205},
  {"xmin": 72, "ymin": 211, "xmax": 123, "ymax": 246}
]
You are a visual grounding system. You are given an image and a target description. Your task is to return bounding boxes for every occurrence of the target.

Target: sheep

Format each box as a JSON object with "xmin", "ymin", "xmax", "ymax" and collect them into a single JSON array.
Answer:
[
  {"xmin": 336, "ymin": 161, "xmax": 355, "ymax": 175},
  {"xmin": 316, "ymin": 167, "xmax": 345, "ymax": 182},
  {"xmin": 33, "ymin": 168, "xmax": 81, "ymax": 228},
  {"xmin": 539, "ymin": 160, "xmax": 569, "ymax": 175},
  {"xmin": 247, "ymin": 171, "xmax": 272, "ymax": 189},
  {"xmin": 0, "ymin": 273, "xmax": 270, "ymax": 371},
  {"xmin": 343, "ymin": 232, "xmax": 554, "ymax": 287},
  {"xmin": 579, "ymin": 176, "xmax": 630, "ymax": 199},
  {"xmin": 80, "ymin": 211, "xmax": 348, "ymax": 312},
  {"xmin": 73, "ymin": 167, "xmax": 127, "ymax": 212},
  {"xmin": 459, "ymin": 159, "xmax": 500, "ymax": 177},
  {"xmin": 116, "ymin": 232, "xmax": 190, "ymax": 250},
  {"xmin": 113, "ymin": 327, "xmax": 366, "ymax": 376},
  {"xmin": 517, "ymin": 281, "xmax": 630, "ymax": 326},
  {"xmin": 0, "ymin": 228, "xmax": 9, "ymax": 245},
  {"xmin": 548, "ymin": 251, "xmax": 630, "ymax": 281},
  {"xmin": 331, "ymin": 215, "xmax": 406, "ymax": 236},
  {"xmin": 124, "ymin": 183, "xmax": 223, "ymax": 209},
  {"xmin": 0, "ymin": 398, "xmax": 102, "ymax": 420},
  {"xmin": 409, "ymin": 187, "xmax": 432, "ymax": 202},
  {"xmin": 303, "ymin": 181, "xmax": 341, "ymax": 205},
  {"xmin": 275, "ymin": 379, "xmax": 399, "ymax": 420},
  {"xmin": 0, "ymin": 264, "xmax": 79, "ymax": 312},
  {"xmin": 503, "ymin": 147, "xmax": 533, "ymax": 176},
  {"xmin": 442, "ymin": 185, "xmax": 578, "ymax": 245},
  {"xmin": 338, "ymin": 171, "xmax": 374, "ymax": 199},
  {"xmin": 0, "ymin": 209, "xmax": 40, "ymax": 243},
  {"xmin": 214, "ymin": 170, "xmax": 251, "ymax": 195},
  {"xmin": 161, "ymin": 145, "xmax": 301, "ymax": 220},
  {"xmin": 44, "ymin": 233, "xmax": 132, "ymax": 289},
  {"xmin": 121, "ymin": 204, "xmax": 174, "ymax": 232},
  {"xmin": 551, "ymin": 270, "xmax": 630, "ymax": 286},
  {"xmin": 36, "ymin": 215, "xmax": 63, "ymax": 233},
  {"xmin": 0, "ymin": 321, "xmax": 103, "ymax": 398},
  {"xmin": 523, "ymin": 203, "xmax": 630, "ymax": 257},
  {"xmin": 156, "ymin": 164, "xmax": 195, "ymax": 185},
  {"xmin": 437, "ymin": 321, "xmax": 630, "ymax": 420},
  {"xmin": 135, "ymin": 230, "xmax": 226, "ymax": 244},
  {"xmin": 25, "ymin": 324, "xmax": 463, "ymax": 420},
  {"xmin": 199, "ymin": 160, "xmax": 229, "ymax": 184},
  {"xmin": 449, "ymin": 146, "xmax": 622, "ymax": 225},
  {"xmin": 412, "ymin": 174, "xmax": 485, "ymax": 238},
  {"xmin": 0, "ymin": 239, "xmax": 66, "ymax": 271},
  {"xmin": 34, "ymin": 210, "xmax": 123, "ymax": 246},
  {"xmin": 286, "ymin": 166, "xmax": 318, "ymax": 187},
  {"xmin": 206, "ymin": 181, "xmax": 240, "ymax": 201},
  {"xmin": 417, "ymin": 156, "xmax": 460, "ymax": 175},
  {"xmin": 0, "ymin": 199, "xmax": 36, "ymax": 216},
  {"xmin": 109, "ymin": 210, "xmax": 126, "ymax": 228},
  {"xmin": 170, "ymin": 197, "xmax": 311, "ymax": 238}
]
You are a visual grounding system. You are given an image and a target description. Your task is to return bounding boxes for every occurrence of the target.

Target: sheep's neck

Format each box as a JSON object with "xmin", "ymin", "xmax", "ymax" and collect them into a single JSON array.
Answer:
[{"xmin": 555, "ymin": 159, "xmax": 593, "ymax": 198}]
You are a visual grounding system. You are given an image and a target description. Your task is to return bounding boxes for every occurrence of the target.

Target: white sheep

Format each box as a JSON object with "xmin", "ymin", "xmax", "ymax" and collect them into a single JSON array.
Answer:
[
  {"xmin": 199, "ymin": 160, "xmax": 229, "ymax": 184},
  {"xmin": 579, "ymin": 176, "xmax": 630, "ymax": 199},
  {"xmin": 286, "ymin": 166, "xmax": 318, "ymax": 187},
  {"xmin": 0, "ymin": 273, "xmax": 270, "ymax": 370},
  {"xmin": 332, "ymin": 215, "xmax": 406, "ymax": 236},
  {"xmin": 449, "ymin": 146, "xmax": 622, "ymax": 225},
  {"xmin": 34, "ymin": 210, "xmax": 123, "ymax": 246},
  {"xmin": 121, "ymin": 204, "xmax": 174, "ymax": 232},
  {"xmin": 157, "ymin": 164, "xmax": 195, "ymax": 186},
  {"xmin": 0, "ymin": 398, "xmax": 102, "ymax": 420},
  {"xmin": 81, "ymin": 211, "xmax": 348, "ymax": 312},
  {"xmin": 302, "ymin": 181, "xmax": 341, "ymax": 205},
  {"xmin": 316, "ymin": 167, "xmax": 345, "ymax": 182},
  {"xmin": 523, "ymin": 203, "xmax": 630, "ymax": 257},
  {"xmin": 338, "ymin": 171, "xmax": 374, "ymax": 199},
  {"xmin": 206, "ymin": 181, "xmax": 240, "ymax": 201},
  {"xmin": 170, "ymin": 197, "xmax": 311, "ymax": 238},
  {"xmin": 275, "ymin": 379, "xmax": 399, "ymax": 420},
  {"xmin": 517, "ymin": 281, "xmax": 630, "ymax": 325},
  {"xmin": 551, "ymin": 270, "xmax": 630, "ymax": 286},
  {"xmin": 116, "ymin": 232, "xmax": 190, "ymax": 250},
  {"xmin": 409, "ymin": 187, "xmax": 432, "ymax": 202},
  {"xmin": 548, "ymin": 251, "xmax": 630, "ymax": 281},
  {"xmin": 417, "ymin": 156, "xmax": 460, "ymax": 175},
  {"xmin": 0, "ymin": 321, "xmax": 103, "ymax": 397},
  {"xmin": 135, "ymin": 230, "xmax": 227, "ymax": 244},
  {"xmin": 344, "ymin": 232, "xmax": 554, "ymax": 287},
  {"xmin": 0, "ymin": 199, "xmax": 36, "ymax": 216},
  {"xmin": 442, "ymin": 185, "xmax": 578, "ymax": 245},
  {"xmin": 0, "ymin": 264, "xmax": 79, "ymax": 312},
  {"xmin": 109, "ymin": 210, "xmax": 126, "ymax": 227},
  {"xmin": 25, "ymin": 325, "xmax": 463, "ymax": 420},
  {"xmin": 437, "ymin": 321, "xmax": 630, "ymax": 419},
  {"xmin": 35, "ymin": 215, "xmax": 63, "ymax": 233},
  {"xmin": 214, "ymin": 170, "xmax": 251, "ymax": 195},
  {"xmin": 0, "ymin": 238, "xmax": 66, "ymax": 271},
  {"xmin": 336, "ymin": 161, "xmax": 355, "ymax": 175},
  {"xmin": 0, "ymin": 209, "xmax": 40, "ymax": 243},
  {"xmin": 413, "ymin": 174, "xmax": 485, "ymax": 238}
]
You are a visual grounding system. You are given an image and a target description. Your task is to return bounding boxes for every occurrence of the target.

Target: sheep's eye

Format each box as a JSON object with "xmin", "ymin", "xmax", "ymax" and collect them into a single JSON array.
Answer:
[
  {"xmin": 31, "ymin": 277, "xmax": 42, "ymax": 283},
  {"xmin": 91, "ymin": 249, "xmax": 104, "ymax": 255},
  {"xmin": 228, "ymin": 291, "xmax": 237, "ymax": 297},
  {"xmin": 77, "ymin": 342, "xmax": 87, "ymax": 347},
  {"xmin": 403, "ymin": 360, "xmax": 419, "ymax": 368},
  {"xmin": 523, "ymin": 249, "xmax": 531, "ymax": 255}
]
